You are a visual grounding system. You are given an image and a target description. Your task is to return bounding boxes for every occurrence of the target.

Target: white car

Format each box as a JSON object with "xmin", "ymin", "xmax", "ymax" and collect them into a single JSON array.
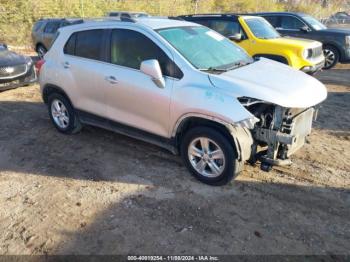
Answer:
[{"xmin": 38, "ymin": 17, "xmax": 327, "ymax": 185}]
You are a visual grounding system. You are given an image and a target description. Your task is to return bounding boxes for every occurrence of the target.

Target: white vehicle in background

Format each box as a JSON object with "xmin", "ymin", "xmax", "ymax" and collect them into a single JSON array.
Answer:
[{"xmin": 38, "ymin": 17, "xmax": 327, "ymax": 185}]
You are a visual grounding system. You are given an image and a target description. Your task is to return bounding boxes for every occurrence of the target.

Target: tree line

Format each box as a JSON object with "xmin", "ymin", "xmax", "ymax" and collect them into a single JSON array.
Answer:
[{"xmin": 0, "ymin": 0, "xmax": 348, "ymax": 46}]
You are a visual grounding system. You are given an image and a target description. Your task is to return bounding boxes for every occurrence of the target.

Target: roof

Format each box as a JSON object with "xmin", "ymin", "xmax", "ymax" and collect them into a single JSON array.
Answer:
[
  {"xmin": 252, "ymin": 12, "xmax": 307, "ymax": 16},
  {"xmin": 137, "ymin": 17, "xmax": 197, "ymax": 29},
  {"xmin": 61, "ymin": 17, "xmax": 198, "ymax": 31}
]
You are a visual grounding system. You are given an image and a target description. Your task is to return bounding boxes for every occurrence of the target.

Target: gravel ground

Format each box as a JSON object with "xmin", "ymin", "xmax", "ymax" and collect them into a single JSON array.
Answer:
[{"xmin": 0, "ymin": 63, "xmax": 349, "ymax": 255}]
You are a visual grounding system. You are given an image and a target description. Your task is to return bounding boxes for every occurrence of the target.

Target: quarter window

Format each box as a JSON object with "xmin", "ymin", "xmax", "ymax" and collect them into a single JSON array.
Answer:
[{"xmin": 110, "ymin": 29, "xmax": 183, "ymax": 79}]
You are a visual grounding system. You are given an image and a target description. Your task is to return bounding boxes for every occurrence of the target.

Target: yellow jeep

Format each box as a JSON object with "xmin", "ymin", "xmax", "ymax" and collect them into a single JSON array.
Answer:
[{"xmin": 181, "ymin": 14, "xmax": 325, "ymax": 74}]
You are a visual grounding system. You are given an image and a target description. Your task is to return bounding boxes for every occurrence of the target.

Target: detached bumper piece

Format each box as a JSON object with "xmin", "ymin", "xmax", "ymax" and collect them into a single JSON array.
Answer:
[
  {"xmin": 0, "ymin": 64, "xmax": 37, "ymax": 91},
  {"xmin": 301, "ymin": 60, "xmax": 324, "ymax": 74},
  {"xmin": 253, "ymin": 107, "xmax": 315, "ymax": 171}
]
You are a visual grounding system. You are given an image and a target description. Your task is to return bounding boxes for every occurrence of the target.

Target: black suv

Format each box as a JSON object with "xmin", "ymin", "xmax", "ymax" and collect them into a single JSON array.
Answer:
[
  {"xmin": 255, "ymin": 12, "xmax": 350, "ymax": 69},
  {"xmin": 32, "ymin": 18, "xmax": 83, "ymax": 58}
]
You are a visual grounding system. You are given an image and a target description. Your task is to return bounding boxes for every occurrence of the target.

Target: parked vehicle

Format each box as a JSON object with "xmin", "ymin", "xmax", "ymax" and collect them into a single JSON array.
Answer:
[
  {"xmin": 0, "ymin": 43, "xmax": 36, "ymax": 91},
  {"xmin": 254, "ymin": 12, "xmax": 350, "ymax": 69},
  {"xmin": 180, "ymin": 14, "xmax": 325, "ymax": 74},
  {"xmin": 328, "ymin": 12, "xmax": 350, "ymax": 24},
  {"xmin": 32, "ymin": 18, "xmax": 84, "ymax": 58},
  {"xmin": 38, "ymin": 17, "xmax": 327, "ymax": 185},
  {"xmin": 107, "ymin": 11, "xmax": 150, "ymax": 18}
]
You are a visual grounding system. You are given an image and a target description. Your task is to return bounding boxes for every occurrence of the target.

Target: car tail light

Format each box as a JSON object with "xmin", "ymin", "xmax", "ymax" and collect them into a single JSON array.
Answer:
[{"xmin": 35, "ymin": 59, "xmax": 45, "ymax": 75}]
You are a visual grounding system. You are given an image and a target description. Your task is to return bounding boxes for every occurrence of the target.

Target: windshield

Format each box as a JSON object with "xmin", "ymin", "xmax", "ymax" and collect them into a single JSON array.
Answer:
[
  {"xmin": 244, "ymin": 17, "xmax": 280, "ymax": 39},
  {"xmin": 302, "ymin": 15, "xmax": 327, "ymax": 30},
  {"xmin": 158, "ymin": 26, "xmax": 252, "ymax": 71}
]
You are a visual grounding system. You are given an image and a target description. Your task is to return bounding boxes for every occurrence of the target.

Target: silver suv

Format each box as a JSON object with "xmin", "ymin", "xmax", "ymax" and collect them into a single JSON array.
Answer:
[{"xmin": 39, "ymin": 17, "xmax": 327, "ymax": 185}]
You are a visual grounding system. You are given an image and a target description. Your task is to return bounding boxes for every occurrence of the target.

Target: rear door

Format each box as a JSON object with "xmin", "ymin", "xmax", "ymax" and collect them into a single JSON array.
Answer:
[{"xmin": 62, "ymin": 29, "xmax": 108, "ymax": 118}]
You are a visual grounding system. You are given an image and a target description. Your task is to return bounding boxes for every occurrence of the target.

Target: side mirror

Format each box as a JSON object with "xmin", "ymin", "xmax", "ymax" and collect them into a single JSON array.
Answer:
[
  {"xmin": 140, "ymin": 59, "xmax": 165, "ymax": 88},
  {"xmin": 228, "ymin": 33, "xmax": 243, "ymax": 42},
  {"xmin": 300, "ymin": 25, "xmax": 311, "ymax": 33}
]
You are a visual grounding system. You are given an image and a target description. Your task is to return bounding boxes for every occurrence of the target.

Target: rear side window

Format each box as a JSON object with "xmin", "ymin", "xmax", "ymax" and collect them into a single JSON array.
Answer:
[
  {"xmin": 44, "ymin": 21, "xmax": 61, "ymax": 34},
  {"xmin": 63, "ymin": 30, "xmax": 104, "ymax": 61},
  {"xmin": 263, "ymin": 16, "xmax": 280, "ymax": 27},
  {"xmin": 110, "ymin": 29, "xmax": 183, "ymax": 79},
  {"xmin": 33, "ymin": 21, "xmax": 44, "ymax": 32}
]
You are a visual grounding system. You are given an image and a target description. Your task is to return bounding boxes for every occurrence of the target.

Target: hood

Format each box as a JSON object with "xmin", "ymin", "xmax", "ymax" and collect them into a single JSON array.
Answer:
[
  {"xmin": 208, "ymin": 58, "xmax": 327, "ymax": 108},
  {"xmin": 0, "ymin": 49, "xmax": 27, "ymax": 67},
  {"xmin": 265, "ymin": 36, "xmax": 321, "ymax": 49},
  {"xmin": 319, "ymin": 28, "xmax": 350, "ymax": 35}
]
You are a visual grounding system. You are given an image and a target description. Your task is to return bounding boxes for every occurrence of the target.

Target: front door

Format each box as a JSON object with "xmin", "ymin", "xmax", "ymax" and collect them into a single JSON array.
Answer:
[{"xmin": 101, "ymin": 29, "xmax": 177, "ymax": 138}]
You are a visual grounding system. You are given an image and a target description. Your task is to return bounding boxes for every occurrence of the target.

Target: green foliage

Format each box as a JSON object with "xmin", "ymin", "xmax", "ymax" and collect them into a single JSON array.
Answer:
[{"xmin": 0, "ymin": 0, "xmax": 347, "ymax": 46}]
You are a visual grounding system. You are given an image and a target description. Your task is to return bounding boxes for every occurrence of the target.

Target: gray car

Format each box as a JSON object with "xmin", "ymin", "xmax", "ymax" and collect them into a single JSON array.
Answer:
[{"xmin": 32, "ymin": 18, "xmax": 83, "ymax": 58}]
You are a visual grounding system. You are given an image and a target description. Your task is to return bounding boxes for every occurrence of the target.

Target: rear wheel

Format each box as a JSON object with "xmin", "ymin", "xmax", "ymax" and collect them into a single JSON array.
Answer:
[
  {"xmin": 180, "ymin": 127, "xmax": 242, "ymax": 186},
  {"xmin": 48, "ymin": 93, "xmax": 82, "ymax": 134},
  {"xmin": 323, "ymin": 45, "xmax": 339, "ymax": 69}
]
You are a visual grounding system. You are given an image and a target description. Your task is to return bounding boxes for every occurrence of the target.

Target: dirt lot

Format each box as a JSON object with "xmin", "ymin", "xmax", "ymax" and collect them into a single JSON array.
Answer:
[{"xmin": 0, "ymin": 63, "xmax": 349, "ymax": 256}]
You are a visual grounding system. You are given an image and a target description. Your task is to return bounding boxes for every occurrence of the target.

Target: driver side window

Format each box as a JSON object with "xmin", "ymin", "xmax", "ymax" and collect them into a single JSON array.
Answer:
[
  {"xmin": 110, "ymin": 29, "xmax": 183, "ymax": 79},
  {"xmin": 280, "ymin": 16, "xmax": 305, "ymax": 30}
]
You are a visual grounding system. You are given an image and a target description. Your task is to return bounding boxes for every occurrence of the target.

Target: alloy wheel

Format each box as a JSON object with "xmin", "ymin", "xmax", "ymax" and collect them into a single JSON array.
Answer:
[
  {"xmin": 323, "ymin": 48, "xmax": 336, "ymax": 68},
  {"xmin": 51, "ymin": 99, "xmax": 70, "ymax": 129},
  {"xmin": 188, "ymin": 137, "xmax": 225, "ymax": 178}
]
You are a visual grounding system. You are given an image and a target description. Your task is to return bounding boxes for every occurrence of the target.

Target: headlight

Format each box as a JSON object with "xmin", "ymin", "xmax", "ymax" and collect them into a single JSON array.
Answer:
[
  {"xmin": 25, "ymin": 57, "xmax": 33, "ymax": 66},
  {"xmin": 346, "ymin": 36, "xmax": 350, "ymax": 48},
  {"xmin": 302, "ymin": 48, "xmax": 312, "ymax": 59},
  {"xmin": 235, "ymin": 117, "xmax": 260, "ymax": 130}
]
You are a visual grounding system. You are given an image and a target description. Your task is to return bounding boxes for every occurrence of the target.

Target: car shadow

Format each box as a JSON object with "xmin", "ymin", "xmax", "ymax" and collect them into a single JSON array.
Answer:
[
  {"xmin": 50, "ymin": 180, "xmax": 350, "ymax": 255},
  {"xmin": 0, "ymin": 101, "xmax": 349, "ymax": 255}
]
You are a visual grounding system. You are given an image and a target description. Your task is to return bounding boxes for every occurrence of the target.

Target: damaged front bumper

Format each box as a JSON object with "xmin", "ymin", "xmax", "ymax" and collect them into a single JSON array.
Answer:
[{"xmin": 252, "ymin": 107, "xmax": 316, "ymax": 167}]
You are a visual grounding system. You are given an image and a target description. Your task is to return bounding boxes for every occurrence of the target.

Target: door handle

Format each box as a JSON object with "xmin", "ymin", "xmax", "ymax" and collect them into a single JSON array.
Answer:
[
  {"xmin": 63, "ymin": 62, "xmax": 70, "ymax": 69},
  {"xmin": 105, "ymin": 76, "xmax": 118, "ymax": 84}
]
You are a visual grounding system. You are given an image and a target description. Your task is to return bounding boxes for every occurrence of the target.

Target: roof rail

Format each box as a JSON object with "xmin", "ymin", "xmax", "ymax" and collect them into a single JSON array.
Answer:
[{"xmin": 179, "ymin": 13, "xmax": 238, "ymax": 18}]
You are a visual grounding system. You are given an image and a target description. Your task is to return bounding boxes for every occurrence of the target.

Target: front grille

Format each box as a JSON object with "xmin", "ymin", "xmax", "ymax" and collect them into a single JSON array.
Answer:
[
  {"xmin": 0, "ymin": 64, "xmax": 27, "ymax": 79},
  {"xmin": 311, "ymin": 46, "xmax": 323, "ymax": 59}
]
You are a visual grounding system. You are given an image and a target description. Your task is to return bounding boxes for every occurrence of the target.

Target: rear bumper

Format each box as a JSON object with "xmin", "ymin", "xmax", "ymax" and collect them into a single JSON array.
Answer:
[{"xmin": 0, "ymin": 65, "xmax": 37, "ymax": 91}]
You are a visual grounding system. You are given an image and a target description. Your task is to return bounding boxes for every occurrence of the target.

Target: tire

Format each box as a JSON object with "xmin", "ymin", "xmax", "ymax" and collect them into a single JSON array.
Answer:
[
  {"xmin": 180, "ymin": 126, "xmax": 242, "ymax": 186},
  {"xmin": 48, "ymin": 93, "xmax": 82, "ymax": 134},
  {"xmin": 323, "ymin": 45, "xmax": 339, "ymax": 69},
  {"xmin": 36, "ymin": 45, "xmax": 47, "ymax": 59}
]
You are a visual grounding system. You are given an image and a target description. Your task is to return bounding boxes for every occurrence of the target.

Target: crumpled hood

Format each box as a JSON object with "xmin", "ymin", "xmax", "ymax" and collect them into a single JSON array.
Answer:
[
  {"xmin": 209, "ymin": 58, "xmax": 327, "ymax": 108},
  {"xmin": 0, "ymin": 49, "xmax": 27, "ymax": 67}
]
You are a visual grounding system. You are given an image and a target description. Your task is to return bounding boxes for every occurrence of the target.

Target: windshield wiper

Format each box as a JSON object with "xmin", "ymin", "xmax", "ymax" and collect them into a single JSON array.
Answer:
[
  {"xmin": 225, "ymin": 60, "xmax": 253, "ymax": 71},
  {"xmin": 200, "ymin": 67, "xmax": 228, "ymax": 73}
]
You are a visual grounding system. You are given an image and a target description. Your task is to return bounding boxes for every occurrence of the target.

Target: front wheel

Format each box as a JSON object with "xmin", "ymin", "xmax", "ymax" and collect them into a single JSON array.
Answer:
[
  {"xmin": 323, "ymin": 46, "xmax": 339, "ymax": 69},
  {"xmin": 180, "ymin": 127, "xmax": 242, "ymax": 186}
]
